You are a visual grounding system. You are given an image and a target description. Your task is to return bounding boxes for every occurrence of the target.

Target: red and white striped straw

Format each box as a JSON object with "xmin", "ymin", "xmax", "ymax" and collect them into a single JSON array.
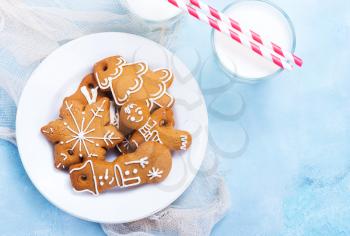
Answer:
[
  {"xmin": 167, "ymin": 0, "xmax": 293, "ymax": 70},
  {"xmin": 188, "ymin": 0, "xmax": 303, "ymax": 67}
]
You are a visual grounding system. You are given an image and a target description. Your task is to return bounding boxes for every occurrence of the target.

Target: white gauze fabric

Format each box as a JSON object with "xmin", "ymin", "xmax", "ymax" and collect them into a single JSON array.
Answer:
[{"xmin": 0, "ymin": 0, "xmax": 230, "ymax": 235}]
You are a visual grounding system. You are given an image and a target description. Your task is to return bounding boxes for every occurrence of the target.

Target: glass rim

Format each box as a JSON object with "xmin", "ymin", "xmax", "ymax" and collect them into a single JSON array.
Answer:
[{"xmin": 211, "ymin": 0, "xmax": 297, "ymax": 83}]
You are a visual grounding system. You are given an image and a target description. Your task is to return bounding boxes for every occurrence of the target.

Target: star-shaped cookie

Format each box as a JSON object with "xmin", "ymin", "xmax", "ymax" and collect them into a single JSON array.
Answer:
[{"xmin": 41, "ymin": 98, "xmax": 124, "ymax": 170}]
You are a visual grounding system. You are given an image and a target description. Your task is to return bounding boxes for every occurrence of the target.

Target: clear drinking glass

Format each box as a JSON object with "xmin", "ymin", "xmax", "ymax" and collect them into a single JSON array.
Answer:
[
  {"xmin": 120, "ymin": 0, "xmax": 184, "ymax": 27},
  {"xmin": 211, "ymin": 0, "xmax": 296, "ymax": 83}
]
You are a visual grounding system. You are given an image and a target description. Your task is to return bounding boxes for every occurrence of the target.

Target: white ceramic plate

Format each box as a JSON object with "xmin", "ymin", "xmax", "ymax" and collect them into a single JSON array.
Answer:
[{"xmin": 16, "ymin": 32, "xmax": 208, "ymax": 224}]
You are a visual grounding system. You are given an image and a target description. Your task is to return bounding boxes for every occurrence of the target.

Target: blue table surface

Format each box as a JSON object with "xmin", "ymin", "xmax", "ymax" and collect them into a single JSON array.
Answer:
[{"xmin": 1, "ymin": 0, "xmax": 350, "ymax": 235}]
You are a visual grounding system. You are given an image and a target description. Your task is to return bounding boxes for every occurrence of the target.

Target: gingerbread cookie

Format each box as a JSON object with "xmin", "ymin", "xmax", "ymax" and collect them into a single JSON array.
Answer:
[
  {"xmin": 66, "ymin": 74, "xmax": 120, "ymax": 128},
  {"xmin": 41, "ymin": 98, "xmax": 124, "ymax": 170},
  {"xmin": 69, "ymin": 142, "xmax": 172, "ymax": 195},
  {"xmin": 67, "ymin": 73, "xmax": 103, "ymax": 105},
  {"xmin": 93, "ymin": 56, "xmax": 175, "ymax": 111},
  {"xmin": 118, "ymin": 100, "xmax": 192, "ymax": 153}
]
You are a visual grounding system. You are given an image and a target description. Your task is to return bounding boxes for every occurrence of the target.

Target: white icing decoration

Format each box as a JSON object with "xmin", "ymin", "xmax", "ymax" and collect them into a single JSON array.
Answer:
[
  {"xmin": 147, "ymin": 167, "xmax": 163, "ymax": 180},
  {"xmin": 133, "ymin": 169, "xmax": 138, "ymax": 174},
  {"xmin": 145, "ymin": 99, "xmax": 152, "ymax": 110},
  {"xmin": 56, "ymin": 153, "xmax": 68, "ymax": 169},
  {"xmin": 99, "ymin": 176, "xmax": 103, "ymax": 180},
  {"xmin": 63, "ymin": 100, "xmax": 120, "ymax": 158},
  {"xmin": 95, "ymin": 57, "xmax": 127, "ymax": 90},
  {"xmin": 125, "ymin": 170, "xmax": 130, "ymax": 175},
  {"xmin": 125, "ymin": 157, "xmax": 149, "ymax": 168},
  {"xmin": 61, "ymin": 153, "xmax": 68, "ymax": 160},
  {"xmin": 116, "ymin": 144, "xmax": 123, "ymax": 153},
  {"xmin": 60, "ymin": 141, "xmax": 64, "ymax": 144},
  {"xmin": 138, "ymin": 118, "xmax": 162, "ymax": 143},
  {"xmin": 109, "ymin": 101, "xmax": 119, "ymax": 129},
  {"xmin": 80, "ymin": 86, "xmax": 98, "ymax": 105},
  {"xmin": 121, "ymin": 139, "xmax": 131, "ymax": 150},
  {"xmin": 124, "ymin": 103, "xmax": 136, "ymax": 114},
  {"xmin": 180, "ymin": 135, "xmax": 188, "ymax": 150},
  {"xmin": 132, "ymin": 140, "xmax": 139, "ymax": 148},
  {"xmin": 114, "ymin": 164, "xmax": 141, "ymax": 188},
  {"xmin": 69, "ymin": 160, "xmax": 99, "ymax": 195},
  {"xmin": 108, "ymin": 178, "xmax": 114, "ymax": 185},
  {"xmin": 159, "ymin": 69, "xmax": 172, "ymax": 83},
  {"xmin": 104, "ymin": 169, "xmax": 109, "ymax": 180},
  {"xmin": 43, "ymin": 128, "xmax": 54, "ymax": 134},
  {"xmin": 125, "ymin": 104, "xmax": 145, "ymax": 123},
  {"xmin": 153, "ymin": 91, "xmax": 174, "ymax": 108},
  {"xmin": 149, "ymin": 83, "xmax": 165, "ymax": 98},
  {"xmin": 100, "ymin": 181, "xmax": 104, "ymax": 186}
]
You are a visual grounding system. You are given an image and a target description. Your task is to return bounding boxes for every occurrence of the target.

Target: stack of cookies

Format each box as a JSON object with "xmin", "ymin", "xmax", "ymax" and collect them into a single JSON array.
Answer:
[{"xmin": 41, "ymin": 56, "xmax": 192, "ymax": 195}]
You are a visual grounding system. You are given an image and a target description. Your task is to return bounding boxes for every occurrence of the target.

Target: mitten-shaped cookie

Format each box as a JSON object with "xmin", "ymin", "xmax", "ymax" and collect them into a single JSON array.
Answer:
[
  {"xmin": 118, "ymin": 100, "xmax": 192, "ymax": 153},
  {"xmin": 69, "ymin": 142, "xmax": 172, "ymax": 195},
  {"xmin": 93, "ymin": 55, "xmax": 174, "ymax": 111},
  {"xmin": 67, "ymin": 73, "xmax": 104, "ymax": 105},
  {"xmin": 41, "ymin": 98, "xmax": 124, "ymax": 170},
  {"xmin": 67, "ymin": 73, "xmax": 119, "ymax": 128}
]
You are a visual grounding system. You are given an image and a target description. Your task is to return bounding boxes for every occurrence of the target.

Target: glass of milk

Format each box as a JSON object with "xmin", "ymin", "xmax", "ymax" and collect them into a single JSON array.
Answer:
[
  {"xmin": 123, "ymin": 0, "xmax": 183, "ymax": 25},
  {"xmin": 212, "ymin": 0, "xmax": 296, "ymax": 82}
]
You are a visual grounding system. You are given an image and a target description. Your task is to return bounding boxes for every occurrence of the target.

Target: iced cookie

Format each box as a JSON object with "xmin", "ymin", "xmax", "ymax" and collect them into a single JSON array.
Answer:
[
  {"xmin": 66, "ymin": 74, "xmax": 120, "ymax": 128},
  {"xmin": 67, "ymin": 73, "xmax": 104, "ymax": 105},
  {"xmin": 118, "ymin": 100, "xmax": 192, "ymax": 153},
  {"xmin": 93, "ymin": 56, "xmax": 175, "ymax": 111},
  {"xmin": 69, "ymin": 142, "xmax": 172, "ymax": 195},
  {"xmin": 41, "ymin": 98, "xmax": 124, "ymax": 170}
]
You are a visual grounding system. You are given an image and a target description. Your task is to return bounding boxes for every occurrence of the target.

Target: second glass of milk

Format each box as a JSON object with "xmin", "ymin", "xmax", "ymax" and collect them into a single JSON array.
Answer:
[
  {"xmin": 121, "ymin": 0, "xmax": 183, "ymax": 46},
  {"xmin": 123, "ymin": 0, "xmax": 183, "ymax": 25},
  {"xmin": 212, "ymin": 0, "xmax": 296, "ymax": 82}
]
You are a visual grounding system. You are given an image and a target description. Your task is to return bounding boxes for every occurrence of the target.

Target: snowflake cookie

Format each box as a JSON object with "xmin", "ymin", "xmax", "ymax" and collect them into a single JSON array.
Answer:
[
  {"xmin": 69, "ymin": 142, "xmax": 172, "ymax": 195},
  {"xmin": 118, "ymin": 100, "xmax": 192, "ymax": 153},
  {"xmin": 93, "ymin": 56, "xmax": 175, "ymax": 111},
  {"xmin": 41, "ymin": 98, "xmax": 124, "ymax": 170}
]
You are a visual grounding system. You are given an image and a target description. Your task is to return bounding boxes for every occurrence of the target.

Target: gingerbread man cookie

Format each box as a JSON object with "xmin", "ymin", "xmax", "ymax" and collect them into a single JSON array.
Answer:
[
  {"xmin": 41, "ymin": 98, "xmax": 124, "ymax": 170},
  {"xmin": 93, "ymin": 56, "xmax": 175, "ymax": 111},
  {"xmin": 69, "ymin": 142, "xmax": 172, "ymax": 195},
  {"xmin": 118, "ymin": 100, "xmax": 192, "ymax": 153}
]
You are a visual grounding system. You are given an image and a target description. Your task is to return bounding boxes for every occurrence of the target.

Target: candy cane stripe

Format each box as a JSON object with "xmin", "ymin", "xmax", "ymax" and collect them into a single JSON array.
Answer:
[
  {"xmin": 272, "ymin": 55, "xmax": 284, "ymax": 69},
  {"xmin": 251, "ymin": 31, "xmax": 263, "ymax": 45},
  {"xmin": 168, "ymin": 0, "xmax": 178, "ymax": 7},
  {"xmin": 209, "ymin": 6, "xmax": 221, "ymax": 20},
  {"xmin": 187, "ymin": 5, "xmax": 199, "ymax": 19},
  {"xmin": 190, "ymin": 0, "xmax": 200, "ymax": 8},
  {"xmin": 229, "ymin": 30, "xmax": 241, "ymax": 44},
  {"xmin": 251, "ymin": 43, "xmax": 262, "ymax": 56},
  {"xmin": 209, "ymin": 18, "xmax": 221, "ymax": 31}
]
